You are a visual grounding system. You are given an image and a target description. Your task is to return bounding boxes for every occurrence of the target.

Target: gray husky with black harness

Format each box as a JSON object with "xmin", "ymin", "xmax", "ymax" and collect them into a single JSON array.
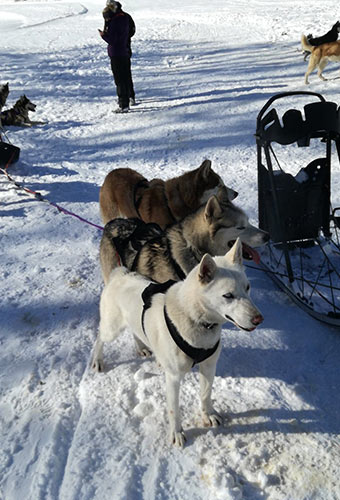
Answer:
[
  {"xmin": 92, "ymin": 239, "xmax": 263, "ymax": 447},
  {"xmin": 99, "ymin": 187, "xmax": 269, "ymax": 284}
]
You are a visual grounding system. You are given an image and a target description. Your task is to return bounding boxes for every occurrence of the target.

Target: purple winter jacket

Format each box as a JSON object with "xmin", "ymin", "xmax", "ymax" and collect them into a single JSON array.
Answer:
[{"xmin": 101, "ymin": 12, "xmax": 130, "ymax": 57}]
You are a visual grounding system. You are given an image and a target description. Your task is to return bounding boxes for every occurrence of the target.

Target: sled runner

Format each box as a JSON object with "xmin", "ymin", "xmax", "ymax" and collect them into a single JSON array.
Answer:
[{"xmin": 256, "ymin": 91, "xmax": 340, "ymax": 326}]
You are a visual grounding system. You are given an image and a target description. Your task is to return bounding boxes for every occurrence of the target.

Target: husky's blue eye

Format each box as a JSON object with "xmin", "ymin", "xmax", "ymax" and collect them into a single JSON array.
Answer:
[{"xmin": 224, "ymin": 293, "xmax": 234, "ymax": 299}]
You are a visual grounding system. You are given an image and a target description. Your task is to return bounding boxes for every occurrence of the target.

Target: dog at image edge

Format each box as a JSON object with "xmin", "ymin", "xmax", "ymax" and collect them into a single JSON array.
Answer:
[
  {"xmin": 0, "ymin": 95, "xmax": 45, "ymax": 127},
  {"xmin": 0, "ymin": 83, "xmax": 9, "ymax": 112},
  {"xmin": 92, "ymin": 239, "xmax": 264, "ymax": 447},
  {"xmin": 301, "ymin": 34, "xmax": 340, "ymax": 84},
  {"xmin": 99, "ymin": 159, "xmax": 238, "ymax": 229}
]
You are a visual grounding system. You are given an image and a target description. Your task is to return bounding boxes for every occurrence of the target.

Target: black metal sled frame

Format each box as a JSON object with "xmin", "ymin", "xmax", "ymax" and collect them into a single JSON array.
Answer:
[{"xmin": 256, "ymin": 91, "xmax": 340, "ymax": 327}]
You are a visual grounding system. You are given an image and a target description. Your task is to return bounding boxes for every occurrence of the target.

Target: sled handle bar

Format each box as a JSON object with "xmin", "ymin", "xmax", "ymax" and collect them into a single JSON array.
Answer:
[{"xmin": 256, "ymin": 91, "xmax": 326, "ymax": 127}]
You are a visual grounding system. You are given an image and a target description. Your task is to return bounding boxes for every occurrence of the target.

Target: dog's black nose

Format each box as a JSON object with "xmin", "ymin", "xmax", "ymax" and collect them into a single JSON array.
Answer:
[{"xmin": 252, "ymin": 314, "xmax": 264, "ymax": 326}]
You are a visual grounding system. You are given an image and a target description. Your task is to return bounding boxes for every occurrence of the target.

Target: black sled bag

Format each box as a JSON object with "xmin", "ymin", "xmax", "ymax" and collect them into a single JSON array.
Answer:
[{"xmin": 0, "ymin": 141, "xmax": 20, "ymax": 166}]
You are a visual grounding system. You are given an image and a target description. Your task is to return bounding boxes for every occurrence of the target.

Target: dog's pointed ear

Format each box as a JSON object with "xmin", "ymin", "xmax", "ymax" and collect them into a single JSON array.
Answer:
[
  {"xmin": 204, "ymin": 195, "xmax": 222, "ymax": 220},
  {"xmin": 225, "ymin": 238, "xmax": 243, "ymax": 265},
  {"xmin": 197, "ymin": 159, "xmax": 212, "ymax": 180},
  {"xmin": 198, "ymin": 254, "xmax": 217, "ymax": 284},
  {"xmin": 216, "ymin": 185, "xmax": 238, "ymax": 203}
]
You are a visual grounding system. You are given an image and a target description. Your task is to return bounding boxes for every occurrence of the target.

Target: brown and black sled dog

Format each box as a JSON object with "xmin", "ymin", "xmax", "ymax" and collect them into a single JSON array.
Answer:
[
  {"xmin": 99, "ymin": 160, "xmax": 238, "ymax": 229},
  {"xmin": 301, "ymin": 34, "xmax": 340, "ymax": 84}
]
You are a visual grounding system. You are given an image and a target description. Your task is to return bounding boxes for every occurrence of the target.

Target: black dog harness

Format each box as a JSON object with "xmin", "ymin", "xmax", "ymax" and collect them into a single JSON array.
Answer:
[
  {"xmin": 109, "ymin": 218, "xmax": 187, "ymax": 281},
  {"xmin": 141, "ymin": 281, "xmax": 220, "ymax": 367},
  {"xmin": 141, "ymin": 280, "xmax": 176, "ymax": 335},
  {"xmin": 163, "ymin": 308, "xmax": 220, "ymax": 367}
]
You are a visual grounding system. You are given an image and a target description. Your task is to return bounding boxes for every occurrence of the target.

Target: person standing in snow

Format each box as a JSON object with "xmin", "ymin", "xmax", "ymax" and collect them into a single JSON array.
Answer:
[{"xmin": 99, "ymin": 1, "xmax": 136, "ymax": 113}]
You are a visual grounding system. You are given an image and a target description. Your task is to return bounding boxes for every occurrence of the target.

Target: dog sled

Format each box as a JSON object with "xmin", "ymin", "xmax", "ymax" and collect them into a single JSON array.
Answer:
[{"xmin": 256, "ymin": 91, "xmax": 340, "ymax": 327}]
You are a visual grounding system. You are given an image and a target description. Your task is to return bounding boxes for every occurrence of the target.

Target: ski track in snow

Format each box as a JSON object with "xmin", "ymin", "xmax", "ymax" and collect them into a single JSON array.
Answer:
[{"xmin": 1, "ymin": 1, "xmax": 340, "ymax": 499}]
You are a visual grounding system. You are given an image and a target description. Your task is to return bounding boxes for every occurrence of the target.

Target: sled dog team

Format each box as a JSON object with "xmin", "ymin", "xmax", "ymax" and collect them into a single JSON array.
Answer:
[{"xmin": 92, "ymin": 161, "xmax": 268, "ymax": 446}]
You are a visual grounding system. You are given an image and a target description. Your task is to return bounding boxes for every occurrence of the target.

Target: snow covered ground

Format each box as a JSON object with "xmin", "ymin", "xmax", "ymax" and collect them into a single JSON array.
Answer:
[{"xmin": 1, "ymin": 0, "xmax": 340, "ymax": 499}]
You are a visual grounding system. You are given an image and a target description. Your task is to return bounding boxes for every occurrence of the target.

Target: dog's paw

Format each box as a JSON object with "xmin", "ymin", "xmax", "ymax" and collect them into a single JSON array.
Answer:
[
  {"xmin": 92, "ymin": 358, "xmax": 104, "ymax": 372},
  {"xmin": 170, "ymin": 430, "xmax": 187, "ymax": 448},
  {"xmin": 202, "ymin": 412, "xmax": 223, "ymax": 428}
]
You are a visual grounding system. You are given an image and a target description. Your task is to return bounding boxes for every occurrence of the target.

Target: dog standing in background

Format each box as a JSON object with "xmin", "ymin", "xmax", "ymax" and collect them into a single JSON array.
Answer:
[
  {"xmin": 301, "ymin": 34, "xmax": 340, "ymax": 84},
  {"xmin": 301, "ymin": 22, "xmax": 340, "ymax": 84}
]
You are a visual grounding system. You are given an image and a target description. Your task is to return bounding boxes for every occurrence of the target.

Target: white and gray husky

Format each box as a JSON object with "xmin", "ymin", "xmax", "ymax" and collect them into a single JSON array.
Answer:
[
  {"xmin": 100, "ymin": 187, "xmax": 269, "ymax": 284},
  {"xmin": 92, "ymin": 239, "xmax": 263, "ymax": 447}
]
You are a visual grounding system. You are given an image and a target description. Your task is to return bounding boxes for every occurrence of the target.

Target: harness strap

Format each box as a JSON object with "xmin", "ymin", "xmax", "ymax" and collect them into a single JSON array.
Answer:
[
  {"xmin": 141, "ymin": 280, "xmax": 176, "ymax": 337},
  {"xmin": 164, "ymin": 195, "xmax": 177, "ymax": 224},
  {"xmin": 140, "ymin": 281, "xmax": 219, "ymax": 366},
  {"xmin": 133, "ymin": 179, "xmax": 149, "ymax": 219},
  {"xmin": 166, "ymin": 240, "xmax": 186, "ymax": 280},
  {"xmin": 163, "ymin": 306, "xmax": 220, "ymax": 367},
  {"xmin": 111, "ymin": 219, "xmax": 187, "ymax": 281}
]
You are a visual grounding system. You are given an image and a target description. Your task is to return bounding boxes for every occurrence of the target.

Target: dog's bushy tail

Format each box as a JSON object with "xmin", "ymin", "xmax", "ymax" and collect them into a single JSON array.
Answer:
[{"xmin": 301, "ymin": 34, "xmax": 313, "ymax": 53}]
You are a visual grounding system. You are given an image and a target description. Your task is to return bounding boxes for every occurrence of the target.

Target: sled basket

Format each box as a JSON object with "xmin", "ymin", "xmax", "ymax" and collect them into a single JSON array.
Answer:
[
  {"xmin": 256, "ymin": 92, "xmax": 340, "ymax": 326},
  {"xmin": 258, "ymin": 158, "xmax": 330, "ymax": 242}
]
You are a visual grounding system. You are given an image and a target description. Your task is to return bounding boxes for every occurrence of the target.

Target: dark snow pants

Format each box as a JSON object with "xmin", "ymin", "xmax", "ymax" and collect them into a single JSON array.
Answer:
[{"xmin": 110, "ymin": 56, "xmax": 134, "ymax": 109}]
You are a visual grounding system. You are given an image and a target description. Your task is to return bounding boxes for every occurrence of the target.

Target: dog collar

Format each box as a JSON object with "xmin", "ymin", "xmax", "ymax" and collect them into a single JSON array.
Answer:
[{"xmin": 163, "ymin": 306, "xmax": 220, "ymax": 367}]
